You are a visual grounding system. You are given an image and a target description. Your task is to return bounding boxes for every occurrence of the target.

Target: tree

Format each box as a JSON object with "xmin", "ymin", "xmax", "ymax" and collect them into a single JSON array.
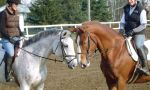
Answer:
[
  {"xmin": 61, "ymin": 0, "xmax": 87, "ymax": 23},
  {"xmin": 0, "ymin": 0, "xmax": 5, "ymax": 7},
  {"xmin": 27, "ymin": 0, "xmax": 112, "ymax": 24},
  {"xmin": 91, "ymin": 0, "xmax": 112, "ymax": 21},
  {"xmin": 27, "ymin": 0, "xmax": 64, "ymax": 25},
  {"xmin": 27, "ymin": 0, "xmax": 87, "ymax": 24}
]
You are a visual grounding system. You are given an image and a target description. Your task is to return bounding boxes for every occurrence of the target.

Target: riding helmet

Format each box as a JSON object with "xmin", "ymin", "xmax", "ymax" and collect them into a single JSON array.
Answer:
[{"xmin": 6, "ymin": 0, "xmax": 20, "ymax": 5}]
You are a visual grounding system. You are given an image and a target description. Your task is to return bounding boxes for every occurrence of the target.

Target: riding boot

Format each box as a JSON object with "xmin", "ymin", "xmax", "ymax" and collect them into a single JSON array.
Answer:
[
  {"xmin": 4, "ymin": 55, "xmax": 13, "ymax": 82},
  {"xmin": 137, "ymin": 48, "xmax": 150, "ymax": 76}
]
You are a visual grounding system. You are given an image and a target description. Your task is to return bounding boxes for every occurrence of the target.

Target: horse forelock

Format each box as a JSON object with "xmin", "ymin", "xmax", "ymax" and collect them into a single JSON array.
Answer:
[{"xmin": 23, "ymin": 28, "xmax": 65, "ymax": 47}]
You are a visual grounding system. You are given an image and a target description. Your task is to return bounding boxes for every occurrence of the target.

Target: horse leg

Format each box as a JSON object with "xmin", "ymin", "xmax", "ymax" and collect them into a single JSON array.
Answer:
[
  {"xmin": 35, "ymin": 83, "xmax": 44, "ymax": 90},
  {"xmin": 106, "ymin": 79, "xmax": 126, "ymax": 90},
  {"xmin": 117, "ymin": 77, "xmax": 126, "ymax": 90},
  {"xmin": 105, "ymin": 78, "xmax": 117, "ymax": 90},
  {"xmin": 19, "ymin": 83, "xmax": 30, "ymax": 90}
]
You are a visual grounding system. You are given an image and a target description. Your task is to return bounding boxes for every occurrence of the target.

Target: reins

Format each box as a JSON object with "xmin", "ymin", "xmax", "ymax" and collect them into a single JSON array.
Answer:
[
  {"xmin": 18, "ymin": 37, "xmax": 63, "ymax": 62},
  {"xmin": 19, "ymin": 47, "xmax": 64, "ymax": 62},
  {"xmin": 16, "ymin": 32, "xmax": 76, "ymax": 63}
]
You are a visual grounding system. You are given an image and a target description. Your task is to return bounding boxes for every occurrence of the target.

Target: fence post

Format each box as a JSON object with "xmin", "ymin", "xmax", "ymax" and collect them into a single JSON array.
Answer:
[{"xmin": 25, "ymin": 28, "xmax": 29, "ymax": 38}]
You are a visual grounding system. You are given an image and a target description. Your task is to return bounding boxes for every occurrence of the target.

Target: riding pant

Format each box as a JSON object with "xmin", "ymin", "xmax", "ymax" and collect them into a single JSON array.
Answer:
[
  {"xmin": 133, "ymin": 34, "xmax": 145, "ymax": 49},
  {"xmin": 1, "ymin": 38, "xmax": 14, "ymax": 57},
  {"xmin": 133, "ymin": 34, "xmax": 148, "ymax": 67}
]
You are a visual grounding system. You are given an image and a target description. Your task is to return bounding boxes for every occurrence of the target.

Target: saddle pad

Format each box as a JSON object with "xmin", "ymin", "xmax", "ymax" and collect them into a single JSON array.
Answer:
[
  {"xmin": 144, "ymin": 40, "xmax": 150, "ymax": 60},
  {"xmin": 126, "ymin": 37, "xmax": 138, "ymax": 61},
  {"xmin": 126, "ymin": 37, "xmax": 150, "ymax": 61}
]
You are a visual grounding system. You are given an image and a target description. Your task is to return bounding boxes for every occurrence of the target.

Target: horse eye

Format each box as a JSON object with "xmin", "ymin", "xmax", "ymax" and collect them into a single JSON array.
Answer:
[{"xmin": 64, "ymin": 45, "xmax": 68, "ymax": 48}]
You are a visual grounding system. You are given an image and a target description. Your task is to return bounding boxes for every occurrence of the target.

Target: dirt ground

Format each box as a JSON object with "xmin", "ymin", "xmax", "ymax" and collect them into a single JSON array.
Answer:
[
  {"xmin": 0, "ymin": 53, "xmax": 150, "ymax": 90},
  {"xmin": 1, "ymin": 32, "xmax": 150, "ymax": 90}
]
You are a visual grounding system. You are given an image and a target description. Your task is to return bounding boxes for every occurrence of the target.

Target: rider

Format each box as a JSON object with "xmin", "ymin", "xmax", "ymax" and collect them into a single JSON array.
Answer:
[
  {"xmin": 119, "ymin": 0, "xmax": 150, "ymax": 75},
  {"xmin": 0, "ymin": 0, "xmax": 23, "ymax": 82}
]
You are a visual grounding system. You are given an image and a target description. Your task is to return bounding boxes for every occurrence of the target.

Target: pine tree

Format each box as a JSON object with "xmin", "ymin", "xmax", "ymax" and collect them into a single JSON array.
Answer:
[
  {"xmin": 27, "ymin": 0, "xmax": 87, "ymax": 24},
  {"xmin": 27, "ymin": 0, "xmax": 112, "ymax": 24},
  {"xmin": 0, "ymin": 0, "xmax": 5, "ymax": 7},
  {"xmin": 61, "ymin": 0, "xmax": 87, "ymax": 23},
  {"xmin": 91, "ymin": 0, "xmax": 112, "ymax": 21},
  {"xmin": 27, "ymin": 0, "xmax": 64, "ymax": 25}
]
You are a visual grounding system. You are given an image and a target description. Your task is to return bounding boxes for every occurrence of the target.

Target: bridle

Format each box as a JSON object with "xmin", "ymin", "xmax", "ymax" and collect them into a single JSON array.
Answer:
[
  {"xmin": 19, "ymin": 31, "xmax": 76, "ymax": 64},
  {"xmin": 77, "ymin": 32, "xmax": 98, "ymax": 61},
  {"xmin": 53, "ymin": 31, "xmax": 76, "ymax": 64}
]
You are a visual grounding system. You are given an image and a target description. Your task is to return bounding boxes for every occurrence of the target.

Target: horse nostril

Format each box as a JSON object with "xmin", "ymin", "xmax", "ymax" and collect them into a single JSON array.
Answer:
[
  {"xmin": 68, "ymin": 65, "xmax": 73, "ymax": 69},
  {"xmin": 81, "ymin": 64, "xmax": 87, "ymax": 69}
]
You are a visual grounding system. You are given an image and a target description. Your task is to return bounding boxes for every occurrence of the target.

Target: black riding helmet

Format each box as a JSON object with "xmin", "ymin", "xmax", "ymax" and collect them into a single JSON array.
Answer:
[{"xmin": 7, "ymin": 0, "xmax": 20, "ymax": 5}]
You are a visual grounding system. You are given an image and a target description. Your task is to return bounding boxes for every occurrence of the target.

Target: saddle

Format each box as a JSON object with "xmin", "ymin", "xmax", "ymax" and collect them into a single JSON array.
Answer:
[
  {"xmin": 125, "ymin": 36, "xmax": 149, "ymax": 61},
  {"xmin": 126, "ymin": 37, "xmax": 150, "ymax": 83}
]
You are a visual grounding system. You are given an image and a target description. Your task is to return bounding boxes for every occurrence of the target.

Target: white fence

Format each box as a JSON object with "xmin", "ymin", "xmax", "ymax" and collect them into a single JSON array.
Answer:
[{"xmin": 24, "ymin": 20, "xmax": 150, "ymax": 37}]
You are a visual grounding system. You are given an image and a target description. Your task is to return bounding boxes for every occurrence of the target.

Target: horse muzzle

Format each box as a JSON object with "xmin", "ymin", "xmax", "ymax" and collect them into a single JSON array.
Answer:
[
  {"xmin": 80, "ymin": 60, "xmax": 90, "ymax": 69},
  {"xmin": 67, "ymin": 58, "xmax": 78, "ymax": 69}
]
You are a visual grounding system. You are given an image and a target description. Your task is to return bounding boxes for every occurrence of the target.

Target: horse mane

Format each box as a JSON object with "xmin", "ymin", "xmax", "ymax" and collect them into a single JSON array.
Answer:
[
  {"xmin": 82, "ymin": 21, "xmax": 120, "ymax": 36},
  {"xmin": 23, "ymin": 28, "xmax": 63, "ymax": 47},
  {"xmin": 82, "ymin": 20, "xmax": 100, "ymax": 25}
]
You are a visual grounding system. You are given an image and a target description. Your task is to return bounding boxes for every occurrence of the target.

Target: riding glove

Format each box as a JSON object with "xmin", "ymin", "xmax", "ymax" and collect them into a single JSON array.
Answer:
[
  {"xmin": 119, "ymin": 29, "xmax": 126, "ymax": 36},
  {"xmin": 126, "ymin": 30, "xmax": 134, "ymax": 37}
]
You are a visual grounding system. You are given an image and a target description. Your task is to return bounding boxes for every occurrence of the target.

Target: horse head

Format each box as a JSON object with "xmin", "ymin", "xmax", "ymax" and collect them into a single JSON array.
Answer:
[
  {"xmin": 71, "ymin": 26, "xmax": 97, "ymax": 69},
  {"xmin": 54, "ymin": 30, "xmax": 78, "ymax": 69}
]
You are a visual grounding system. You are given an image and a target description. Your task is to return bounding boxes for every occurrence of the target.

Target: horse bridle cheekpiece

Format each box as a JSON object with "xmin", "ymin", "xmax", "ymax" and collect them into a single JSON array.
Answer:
[
  {"xmin": 55, "ymin": 31, "xmax": 76, "ymax": 64},
  {"xmin": 77, "ymin": 31, "xmax": 97, "ymax": 62}
]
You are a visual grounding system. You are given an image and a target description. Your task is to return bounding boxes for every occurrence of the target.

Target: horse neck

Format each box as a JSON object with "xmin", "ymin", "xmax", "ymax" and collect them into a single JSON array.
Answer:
[
  {"xmin": 24, "ymin": 36, "xmax": 58, "ymax": 57},
  {"xmin": 93, "ymin": 29, "xmax": 124, "ymax": 59},
  {"xmin": 94, "ymin": 30, "xmax": 115, "ymax": 50}
]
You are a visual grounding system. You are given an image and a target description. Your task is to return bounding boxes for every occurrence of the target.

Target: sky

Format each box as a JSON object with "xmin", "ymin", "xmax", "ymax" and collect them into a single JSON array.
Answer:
[{"xmin": 21, "ymin": 0, "xmax": 36, "ymax": 7}]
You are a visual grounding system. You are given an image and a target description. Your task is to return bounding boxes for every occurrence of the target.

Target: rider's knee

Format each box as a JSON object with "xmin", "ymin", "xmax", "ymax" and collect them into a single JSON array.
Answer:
[
  {"xmin": 136, "ymin": 44, "xmax": 144, "ymax": 50},
  {"xmin": 6, "ymin": 52, "xmax": 14, "ymax": 57}
]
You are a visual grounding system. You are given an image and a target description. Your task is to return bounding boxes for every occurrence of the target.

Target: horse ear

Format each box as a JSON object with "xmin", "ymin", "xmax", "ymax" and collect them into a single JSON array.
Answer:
[
  {"xmin": 69, "ymin": 27, "xmax": 85, "ymax": 34},
  {"xmin": 61, "ymin": 30, "xmax": 71, "ymax": 38},
  {"xmin": 79, "ymin": 27, "xmax": 85, "ymax": 33},
  {"xmin": 69, "ymin": 27, "xmax": 78, "ymax": 33}
]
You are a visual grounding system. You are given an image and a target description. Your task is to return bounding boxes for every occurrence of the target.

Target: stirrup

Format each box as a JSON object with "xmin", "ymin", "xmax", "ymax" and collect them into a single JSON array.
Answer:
[
  {"xmin": 6, "ymin": 70, "xmax": 14, "ymax": 82},
  {"xmin": 137, "ymin": 68, "xmax": 150, "ymax": 76}
]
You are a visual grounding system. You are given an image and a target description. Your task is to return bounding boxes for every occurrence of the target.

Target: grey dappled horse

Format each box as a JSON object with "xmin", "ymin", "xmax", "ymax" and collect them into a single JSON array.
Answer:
[{"xmin": 0, "ymin": 29, "xmax": 78, "ymax": 90}]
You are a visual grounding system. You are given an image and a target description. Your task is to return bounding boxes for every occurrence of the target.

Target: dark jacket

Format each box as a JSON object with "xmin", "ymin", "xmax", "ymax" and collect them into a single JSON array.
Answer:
[
  {"xmin": 0, "ymin": 6, "xmax": 22, "ymax": 39},
  {"xmin": 124, "ymin": 1, "xmax": 145, "ymax": 34}
]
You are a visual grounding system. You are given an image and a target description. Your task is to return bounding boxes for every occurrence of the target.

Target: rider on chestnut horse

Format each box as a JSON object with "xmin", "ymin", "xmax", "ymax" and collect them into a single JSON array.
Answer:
[{"xmin": 119, "ymin": 0, "xmax": 150, "ymax": 75}]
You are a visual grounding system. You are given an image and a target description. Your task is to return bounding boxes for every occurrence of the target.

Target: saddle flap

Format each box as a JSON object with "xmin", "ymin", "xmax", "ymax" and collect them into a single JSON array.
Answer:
[
  {"xmin": 125, "ymin": 36, "xmax": 138, "ymax": 61},
  {"xmin": 144, "ymin": 40, "xmax": 150, "ymax": 60}
]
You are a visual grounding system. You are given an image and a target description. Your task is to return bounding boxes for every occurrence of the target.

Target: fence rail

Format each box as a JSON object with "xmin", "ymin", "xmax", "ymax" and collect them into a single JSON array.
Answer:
[{"xmin": 23, "ymin": 20, "xmax": 150, "ymax": 37}]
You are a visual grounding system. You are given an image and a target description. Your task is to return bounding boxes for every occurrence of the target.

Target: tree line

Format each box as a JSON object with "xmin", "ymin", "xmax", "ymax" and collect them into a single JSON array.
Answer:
[
  {"xmin": 27, "ymin": 0, "xmax": 112, "ymax": 25},
  {"xmin": 0, "ymin": 0, "xmax": 112, "ymax": 25},
  {"xmin": 1, "ymin": 0, "xmax": 148, "ymax": 25}
]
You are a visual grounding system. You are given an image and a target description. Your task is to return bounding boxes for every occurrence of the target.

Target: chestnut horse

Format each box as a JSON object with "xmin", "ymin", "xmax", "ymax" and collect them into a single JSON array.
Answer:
[{"xmin": 72, "ymin": 21, "xmax": 150, "ymax": 90}]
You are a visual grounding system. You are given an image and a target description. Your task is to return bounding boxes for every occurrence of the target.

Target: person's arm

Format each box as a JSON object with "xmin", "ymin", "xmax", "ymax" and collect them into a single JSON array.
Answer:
[
  {"xmin": 133, "ymin": 9, "xmax": 147, "ymax": 33},
  {"xmin": 0, "ymin": 11, "xmax": 10, "ymax": 39},
  {"xmin": 119, "ymin": 12, "xmax": 126, "ymax": 35},
  {"xmin": 18, "ymin": 27, "xmax": 24, "ymax": 36},
  {"xmin": 18, "ymin": 14, "xmax": 24, "ymax": 37},
  {"xmin": 120, "ymin": 13, "xmax": 125, "ymax": 30}
]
